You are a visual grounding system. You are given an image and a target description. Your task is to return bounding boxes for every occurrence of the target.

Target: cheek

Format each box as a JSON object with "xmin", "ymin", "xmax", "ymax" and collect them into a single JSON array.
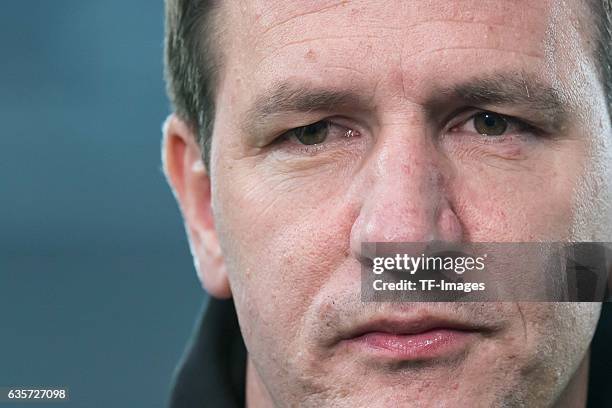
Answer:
[
  {"xmin": 450, "ymin": 148, "xmax": 582, "ymax": 241},
  {"xmin": 212, "ymin": 163, "xmax": 358, "ymax": 349},
  {"xmin": 515, "ymin": 303, "xmax": 600, "ymax": 381},
  {"xmin": 570, "ymin": 136, "xmax": 612, "ymax": 240},
  {"xmin": 467, "ymin": 302, "xmax": 600, "ymax": 400}
]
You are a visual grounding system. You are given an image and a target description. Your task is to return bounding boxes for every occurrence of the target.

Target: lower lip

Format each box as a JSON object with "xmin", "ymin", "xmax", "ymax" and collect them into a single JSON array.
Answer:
[{"xmin": 347, "ymin": 329, "xmax": 475, "ymax": 360}]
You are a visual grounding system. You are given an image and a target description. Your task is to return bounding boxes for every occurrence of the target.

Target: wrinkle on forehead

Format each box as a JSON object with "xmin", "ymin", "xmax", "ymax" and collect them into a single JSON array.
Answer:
[
  {"xmin": 243, "ymin": 0, "xmax": 549, "ymax": 32},
  {"xmin": 216, "ymin": 0, "xmax": 603, "ymax": 127},
  {"xmin": 221, "ymin": 0, "xmax": 556, "ymax": 73},
  {"xmin": 225, "ymin": 0, "xmax": 549, "ymax": 47}
]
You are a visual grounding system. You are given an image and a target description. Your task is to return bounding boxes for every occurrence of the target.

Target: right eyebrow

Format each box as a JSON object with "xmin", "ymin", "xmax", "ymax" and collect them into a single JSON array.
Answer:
[{"xmin": 242, "ymin": 82, "xmax": 373, "ymax": 133}]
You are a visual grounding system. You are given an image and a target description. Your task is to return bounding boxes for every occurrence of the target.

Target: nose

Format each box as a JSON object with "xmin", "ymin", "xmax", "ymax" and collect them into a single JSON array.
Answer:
[{"xmin": 349, "ymin": 127, "xmax": 463, "ymax": 263}]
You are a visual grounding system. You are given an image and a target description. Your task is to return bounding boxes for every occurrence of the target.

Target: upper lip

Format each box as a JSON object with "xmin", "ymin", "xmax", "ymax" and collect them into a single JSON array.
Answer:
[{"xmin": 338, "ymin": 314, "xmax": 489, "ymax": 342}]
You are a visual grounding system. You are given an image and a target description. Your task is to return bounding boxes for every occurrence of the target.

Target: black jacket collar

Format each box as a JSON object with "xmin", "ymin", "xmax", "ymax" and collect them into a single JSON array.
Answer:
[{"xmin": 169, "ymin": 298, "xmax": 246, "ymax": 408}]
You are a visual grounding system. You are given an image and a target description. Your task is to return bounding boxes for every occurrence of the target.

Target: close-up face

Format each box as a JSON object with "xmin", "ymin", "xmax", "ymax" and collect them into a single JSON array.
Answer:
[{"xmin": 167, "ymin": 0, "xmax": 612, "ymax": 406}]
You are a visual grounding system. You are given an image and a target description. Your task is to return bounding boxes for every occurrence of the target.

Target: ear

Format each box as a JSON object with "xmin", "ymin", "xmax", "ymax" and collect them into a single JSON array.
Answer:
[{"xmin": 162, "ymin": 114, "xmax": 231, "ymax": 299}]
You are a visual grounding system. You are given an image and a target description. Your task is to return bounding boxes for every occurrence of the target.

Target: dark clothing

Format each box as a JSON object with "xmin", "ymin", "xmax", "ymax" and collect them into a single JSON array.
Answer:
[
  {"xmin": 169, "ymin": 298, "xmax": 246, "ymax": 408},
  {"xmin": 169, "ymin": 299, "xmax": 612, "ymax": 408}
]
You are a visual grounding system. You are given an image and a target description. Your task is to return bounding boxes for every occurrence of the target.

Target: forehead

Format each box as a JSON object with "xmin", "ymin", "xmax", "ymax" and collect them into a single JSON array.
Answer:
[{"xmin": 215, "ymin": 0, "xmax": 595, "ymax": 110}]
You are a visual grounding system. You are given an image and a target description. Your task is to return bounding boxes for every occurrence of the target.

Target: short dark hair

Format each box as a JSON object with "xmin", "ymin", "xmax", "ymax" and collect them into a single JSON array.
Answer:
[
  {"xmin": 164, "ymin": 0, "xmax": 612, "ymax": 168},
  {"xmin": 164, "ymin": 0, "xmax": 219, "ymax": 168}
]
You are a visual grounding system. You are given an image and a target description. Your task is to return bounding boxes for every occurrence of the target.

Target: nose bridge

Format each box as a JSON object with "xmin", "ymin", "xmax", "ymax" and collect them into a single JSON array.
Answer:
[
  {"xmin": 373, "ymin": 133, "xmax": 441, "ymax": 239},
  {"xmin": 350, "ymin": 124, "xmax": 459, "ymax": 256}
]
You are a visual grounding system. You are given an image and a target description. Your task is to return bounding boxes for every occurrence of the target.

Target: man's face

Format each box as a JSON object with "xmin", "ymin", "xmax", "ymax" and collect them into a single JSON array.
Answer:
[{"xmin": 204, "ymin": 0, "xmax": 610, "ymax": 406}]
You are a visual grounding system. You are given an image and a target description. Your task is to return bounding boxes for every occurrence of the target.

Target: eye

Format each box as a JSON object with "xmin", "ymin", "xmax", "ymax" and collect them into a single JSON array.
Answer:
[
  {"xmin": 288, "ymin": 121, "xmax": 330, "ymax": 145},
  {"xmin": 277, "ymin": 120, "xmax": 359, "ymax": 151},
  {"xmin": 450, "ymin": 110, "xmax": 535, "ymax": 139},
  {"xmin": 473, "ymin": 112, "xmax": 508, "ymax": 136}
]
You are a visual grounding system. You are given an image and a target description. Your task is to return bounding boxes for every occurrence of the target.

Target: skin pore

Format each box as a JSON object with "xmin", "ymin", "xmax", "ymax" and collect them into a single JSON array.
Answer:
[{"xmin": 163, "ymin": 1, "xmax": 612, "ymax": 407}]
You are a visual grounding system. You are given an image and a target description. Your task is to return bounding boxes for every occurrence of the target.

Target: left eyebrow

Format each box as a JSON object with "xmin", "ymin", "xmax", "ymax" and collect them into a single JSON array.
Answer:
[{"xmin": 430, "ymin": 73, "xmax": 571, "ymax": 132}]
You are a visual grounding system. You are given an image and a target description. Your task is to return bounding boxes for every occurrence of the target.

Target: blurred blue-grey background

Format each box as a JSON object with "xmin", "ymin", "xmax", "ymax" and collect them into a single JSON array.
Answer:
[{"xmin": 0, "ymin": 2, "xmax": 203, "ymax": 407}]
